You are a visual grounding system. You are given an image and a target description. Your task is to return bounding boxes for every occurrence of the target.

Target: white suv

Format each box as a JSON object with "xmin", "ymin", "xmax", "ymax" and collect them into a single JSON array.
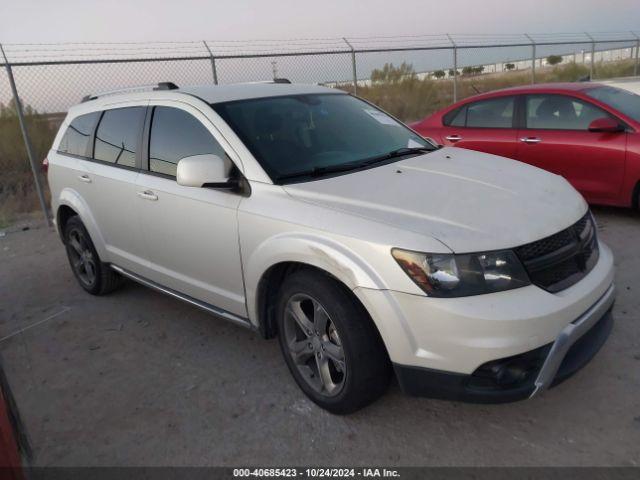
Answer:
[{"xmin": 46, "ymin": 81, "xmax": 615, "ymax": 413}]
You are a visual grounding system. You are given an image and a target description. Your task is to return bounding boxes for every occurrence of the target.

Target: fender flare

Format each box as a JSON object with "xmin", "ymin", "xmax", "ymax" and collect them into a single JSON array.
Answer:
[
  {"xmin": 244, "ymin": 232, "xmax": 388, "ymax": 327},
  {"xmin": 57, "ymin": 188, "xmax": 108, "ymax": 260}
]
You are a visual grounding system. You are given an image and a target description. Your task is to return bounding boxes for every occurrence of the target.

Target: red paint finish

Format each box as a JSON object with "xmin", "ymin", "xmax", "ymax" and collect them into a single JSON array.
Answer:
[
  {"xmin": 411, "ymin": 82, "xmax": 640, "ymax": 207},
  {"xmin": 515, "ymin": 128, "xmax": 626, "ymax": 203},
  {"xmin": 0, "ymin": 391, "xmax": 24, "ymax": 480},
  {"xmin": 440, "ymin": 125, "xmax": 519, "ymax": 160}
]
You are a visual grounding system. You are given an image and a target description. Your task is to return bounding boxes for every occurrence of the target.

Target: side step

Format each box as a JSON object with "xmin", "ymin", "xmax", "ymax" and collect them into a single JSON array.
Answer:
[{"xmin": 110, "ymin": 265, "xmax": 253, "ymax": 330}]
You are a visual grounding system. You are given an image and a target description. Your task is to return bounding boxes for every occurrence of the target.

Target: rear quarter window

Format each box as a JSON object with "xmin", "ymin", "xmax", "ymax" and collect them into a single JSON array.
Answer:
[
  {"xmin": 58, "ymin": 112, "xmax": 101, "ymax": 157},
  {"xmin": 443, "ymin": 105, "xmax": 467, "ymax": 126}
]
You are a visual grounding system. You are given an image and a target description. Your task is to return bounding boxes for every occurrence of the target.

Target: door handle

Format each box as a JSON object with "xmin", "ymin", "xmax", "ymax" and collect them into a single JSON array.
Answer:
[
  {"xmin": 137, "ymin": 190, "xmax": 158, "ymax": 201},
  {"xmin": 77, "ymin": 174, "xmax": 92, "ymax": 183},
  {"xmin": 520, "ymin": 137, "xmax": 542, "ymax": 144},
  {"xmin": 445, "ymin": 135, "xmax": 462, "ymax": 142}
]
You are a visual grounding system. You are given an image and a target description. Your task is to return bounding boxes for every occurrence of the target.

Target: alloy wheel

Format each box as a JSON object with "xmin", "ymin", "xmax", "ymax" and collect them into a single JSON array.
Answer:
[
  {"xmin": 283, "ymin": 293, "xmax": 346, "ymax": 396},
  {"xmin": 66, "ymin": 228, "xmax": 97, "ymax": 288}
]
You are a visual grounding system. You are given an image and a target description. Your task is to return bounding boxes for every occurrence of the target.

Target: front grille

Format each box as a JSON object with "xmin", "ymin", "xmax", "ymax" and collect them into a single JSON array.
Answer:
[{"xmin": 515, "ymin": 212, "xmax": 599, "ymax": 293}]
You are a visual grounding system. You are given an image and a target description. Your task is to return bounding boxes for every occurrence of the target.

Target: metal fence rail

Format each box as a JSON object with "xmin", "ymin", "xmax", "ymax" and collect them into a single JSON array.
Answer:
[{"xmin": 1, "ymin": 31, "xmax": 639, "ymax": 225}]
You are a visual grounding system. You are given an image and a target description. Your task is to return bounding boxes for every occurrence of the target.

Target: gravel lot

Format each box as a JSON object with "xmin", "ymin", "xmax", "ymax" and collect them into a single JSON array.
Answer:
[{"xmin": 0, "ymin": 207, "xmax": 639, "ymax": 467}]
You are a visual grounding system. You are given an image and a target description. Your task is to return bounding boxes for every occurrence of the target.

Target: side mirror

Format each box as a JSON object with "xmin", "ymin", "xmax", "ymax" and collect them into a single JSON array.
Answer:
[
  {"xmin": 588, "ymin": 117, "xmax": 624, "ymax": 133},
  {"xmin": 176, "ymin": 154, "xmax": 234, "ymax": 189}
]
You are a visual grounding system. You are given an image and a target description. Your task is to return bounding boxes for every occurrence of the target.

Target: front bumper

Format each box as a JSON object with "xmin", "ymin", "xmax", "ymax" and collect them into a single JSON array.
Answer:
[
  {"xmin": 352, "ymin": 241, "xmax": 615, "ymax": 402},
  {"xmin": 393, "ymin": 284, "xmax": 614, "ymax": 403}
]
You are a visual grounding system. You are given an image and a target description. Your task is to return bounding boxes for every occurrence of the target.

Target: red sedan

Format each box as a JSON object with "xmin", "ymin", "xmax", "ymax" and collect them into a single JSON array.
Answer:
[{"xmin": 411, "ymin": 82, "xmax": 640, "ymax": 208}]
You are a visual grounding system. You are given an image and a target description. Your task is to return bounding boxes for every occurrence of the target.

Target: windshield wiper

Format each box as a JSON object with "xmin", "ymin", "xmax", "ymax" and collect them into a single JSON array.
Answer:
[
  {"xmin": 357, "ymin": 146, "xmax": 435, "ymax": 167},
  {"xmin": 276, "ymin": 146, "xmax": 434, "ymax": 183},
  {"xmin": 276, "ymin": 162, "xmax": 365, "ymax": 182}
]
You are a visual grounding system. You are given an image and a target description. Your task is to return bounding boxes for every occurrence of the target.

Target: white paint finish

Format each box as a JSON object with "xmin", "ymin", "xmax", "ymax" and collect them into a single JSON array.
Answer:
[
  {"xmin": 176, "ymin": 154, "xmax": 230, "ymax": 187},
  {"xmin": 134, "ymin": 172, "xmax": 246, "ymax": 316},
  {"xmin": 357, "ymin": 242, "xmax": 614, "ymax": 373},
  {"xmin": 239, "ymin": 182, "xmax": 451, "ymax": 325},
  {"xmin": 48, "ymin": 153, "xmax": 110, "ymax": 259},
  {"xmin": 284, "ymin": 147, "xmax": 588, "ymax": 253},
  {"xmin": 47, "ymin": 83, "xmax": 615, "ymax": 379},
  {"xmin": 78, "ymin": 159, "xmax": 145, "ymax": 271}
]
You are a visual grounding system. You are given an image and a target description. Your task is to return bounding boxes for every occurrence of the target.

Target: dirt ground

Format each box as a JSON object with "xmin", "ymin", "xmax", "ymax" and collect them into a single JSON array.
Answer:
[{"xmin": 0, "ymin": 207, "xmax": 639, "ymax": 467}]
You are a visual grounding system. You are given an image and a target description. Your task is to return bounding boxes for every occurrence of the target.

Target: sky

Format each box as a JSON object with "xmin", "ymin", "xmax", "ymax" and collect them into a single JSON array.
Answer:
[
  {"xmin": 1, "ymin": 0, "xmax": 639, "ymax": 44},
  {"xmin": 1, "ymin": 0, "xmax": 639, "ymax": 114}
]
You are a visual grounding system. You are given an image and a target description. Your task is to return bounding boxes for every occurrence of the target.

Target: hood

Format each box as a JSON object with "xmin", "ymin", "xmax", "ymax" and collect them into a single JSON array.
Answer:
[{"xmin": 283, "ymin": 147, "xmax": 587, "ymax": 253}]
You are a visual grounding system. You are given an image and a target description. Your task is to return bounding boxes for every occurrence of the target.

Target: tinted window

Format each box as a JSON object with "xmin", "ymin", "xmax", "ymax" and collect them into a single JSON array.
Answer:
[
  {"xmin": 213, "ymin": 94, "xmax": 430, "ymax": 181},
  {"xmin": 466, "ymin": 96, "xmax": 514, "ymax": 128},
  {"xmin": 586, "ymin": 86, "xmax": 640, "ymax": 122},
  {"xmin": 58, "ymin": 112, "xmax": 100, "ymax": 157},
  {"xmin": 526, "ymin": 95, "xmax": 611, "ymax": 130},
  {"xmin": 94, "ymin": 107, "xmax": 145, "ymax": 167},
  {"xmin": 149, "ymin": 107, "xmax": 227, "ymax": 177},
  {"xmin": 443, "ymin": 105, "xmax": 466, "ymax": 127}
]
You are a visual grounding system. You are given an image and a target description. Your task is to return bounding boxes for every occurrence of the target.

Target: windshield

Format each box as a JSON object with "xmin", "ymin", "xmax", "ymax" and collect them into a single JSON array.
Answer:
[
  {"xmin": 586, "ymin": 85, "xmax": 640, "ymax": 122},
  {"xmin": 212, "ymin": 93, "xmax": 432, "ymax": 183}
]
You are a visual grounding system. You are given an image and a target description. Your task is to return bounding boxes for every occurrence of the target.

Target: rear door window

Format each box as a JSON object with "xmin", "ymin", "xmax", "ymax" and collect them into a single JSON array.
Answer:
[
  {"xmin": 58, "ymin": 112, "xmax": 100, "ymax": 157},
  {"xmin": 465, "ymin": 96, "xmax": 515, "ymax": 128},
  {"xmin": 148, "ymin": 106, "xmax": 227, "ymax": 177},
  {"xmin": 93, "ymin": 107, "xmax": 146, "ymax": 167}
]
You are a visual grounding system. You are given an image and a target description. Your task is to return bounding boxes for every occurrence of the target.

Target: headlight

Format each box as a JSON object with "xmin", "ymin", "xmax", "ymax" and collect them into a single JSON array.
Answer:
[{"xmin": 391, "ymin": 248, "xmax": 530, "ymax": 297}]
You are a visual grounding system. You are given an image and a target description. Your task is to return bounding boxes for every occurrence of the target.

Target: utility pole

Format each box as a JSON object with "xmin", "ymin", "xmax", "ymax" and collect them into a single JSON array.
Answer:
[
  {"xmin": 343, "ymin": 38, "xmax": 358, "ymax": 95},
  {"xmin": 446, "ymin": 34, "xmax": 457, "ymax": 102},
  {"xmin": 524, "ymin": 34, "xmax": 536, "ymax": 84},
  {"xmin": 585, "ymin": 32, "xmax": 595, "ymax": 80},
  {"xmin": 632, "ymin": 31, "xmax": 640, "ymax": 77},
  {"xmin": 202, "ymin": 41, "xmax": 218, "ymax": 85}
]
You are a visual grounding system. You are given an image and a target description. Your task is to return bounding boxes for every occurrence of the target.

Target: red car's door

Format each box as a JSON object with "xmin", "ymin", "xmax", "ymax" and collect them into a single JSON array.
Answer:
[
  {"xmin": 517, "ymin": 94, "xmax": 626, "ymax": 203},
  {"xmin": 440, "ymin": 95, "xmax": 519, "ymax": 159}
]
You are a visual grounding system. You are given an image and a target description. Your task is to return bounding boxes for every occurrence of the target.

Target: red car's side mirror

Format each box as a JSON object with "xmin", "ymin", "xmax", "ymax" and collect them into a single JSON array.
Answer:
[{"xmin": 588, "ymin": 117, "xmax": 624, "ymax": 133}]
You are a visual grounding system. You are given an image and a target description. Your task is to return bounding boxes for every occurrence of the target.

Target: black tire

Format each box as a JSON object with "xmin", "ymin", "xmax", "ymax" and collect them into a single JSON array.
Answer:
[
  {"xmin": 63, "ymin": 216, "xmax": 123, "ymax": 295},
  {"xmin": 276, "ymin": 269, "xmax": 391, "ymax": 414}
]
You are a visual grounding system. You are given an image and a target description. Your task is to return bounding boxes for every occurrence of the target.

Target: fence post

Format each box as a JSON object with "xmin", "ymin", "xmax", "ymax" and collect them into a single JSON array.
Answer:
[
  {"xmin": 524, "ymin": 34, "xmax": 536, "ymax": 84},
  {"xmin": 446, "ymin": 34, "xmax": 457, "ymax": 102},
  {"xmin": 585, "ymin": 33, "xmax": 595, "ymax": 80},
  {"xmin": 343, "ymin": 38, "xmax": 357, "ymax": 95},
  {"xmin": 202, "ymin": 41, "xmax": 218, "ymax": 85},
  {"xmin": 0, "ymin": 44, "xmax": 51, "ymax": 226},
  {"xmin": 632, "ymin": 32, "xmax": 640, "ymax": 77}
]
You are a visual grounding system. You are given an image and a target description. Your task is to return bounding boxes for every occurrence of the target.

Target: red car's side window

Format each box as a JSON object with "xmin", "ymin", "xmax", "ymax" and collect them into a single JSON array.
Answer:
[
  {"xmin": 524, "ymin": 95, "xmax": 613, "ymax": 131},
  {"xmin": 443, "ymin": 96, "xmax": 515, "ymax": 129}
]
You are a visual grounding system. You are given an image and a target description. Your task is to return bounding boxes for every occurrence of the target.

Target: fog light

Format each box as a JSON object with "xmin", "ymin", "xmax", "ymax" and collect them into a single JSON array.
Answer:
[{"xmin": 495, "ymin": 363, "xmax": 529, "ymax": 386}]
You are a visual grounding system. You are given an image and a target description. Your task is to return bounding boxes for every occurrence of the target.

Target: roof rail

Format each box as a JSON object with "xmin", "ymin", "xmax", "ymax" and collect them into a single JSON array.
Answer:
[
  {"xmin": 238, "ymin": 79, "xmax": 292, "ymax": 86},
  {"xmin": 81, "ymin": 82, "xmax": 179, "ymax": 102}
]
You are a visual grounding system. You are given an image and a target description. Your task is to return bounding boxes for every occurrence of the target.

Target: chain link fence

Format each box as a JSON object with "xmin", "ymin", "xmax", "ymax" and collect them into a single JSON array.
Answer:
[{"xmin": 1, "ymin": 32, "xmax": 639, "ymax": 225}]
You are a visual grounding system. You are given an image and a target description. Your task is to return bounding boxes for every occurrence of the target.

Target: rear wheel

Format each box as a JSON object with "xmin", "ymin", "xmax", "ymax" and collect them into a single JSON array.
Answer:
[
  {"xmin": 63, "ymin": 216, "xmax": 123, "ymax": 295},
  {"xmin": 276, "ymin": 270, "xmax": 391, "ymax": 414}
]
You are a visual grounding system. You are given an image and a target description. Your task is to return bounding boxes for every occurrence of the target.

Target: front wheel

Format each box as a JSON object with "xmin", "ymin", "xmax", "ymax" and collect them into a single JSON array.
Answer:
[{"xmin": 276, "ymin": 270, "xmax": 391, "ymax": 414}]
